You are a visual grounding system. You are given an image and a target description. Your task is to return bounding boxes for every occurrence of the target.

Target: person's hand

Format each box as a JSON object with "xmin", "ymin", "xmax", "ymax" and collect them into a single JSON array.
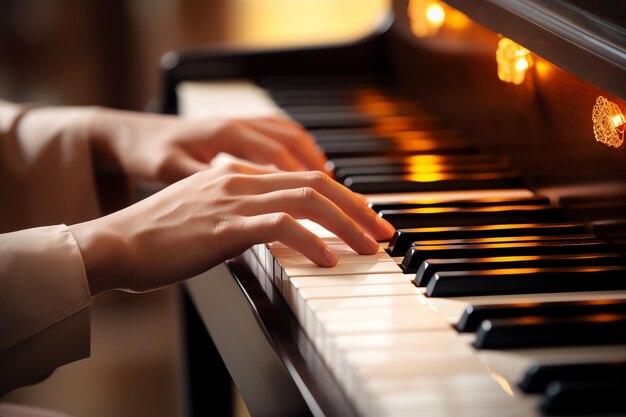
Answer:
[
  {"xmin": 69, "ymin": 167, "xmax": 395, "ymax": 295},
  {"xmin": 85, "ymin": 107, "xmax": 329, "ymax": 183}
]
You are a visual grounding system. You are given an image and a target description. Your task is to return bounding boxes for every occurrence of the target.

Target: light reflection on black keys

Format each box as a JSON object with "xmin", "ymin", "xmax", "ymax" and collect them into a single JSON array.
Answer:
[
  {"xmin": 541, "ymin": 380, "xmax": 626, "ymax": 416},
  {"xmin": 473, "ymin": 313, "xmax": 626, "ymax": 349},
  {"xmin": 416, "ymin": 252, "xmax": 624, "ymax": 287},
  {"xmin": 401, "ymin": 239, "xmax": 609, "ymax": 273},
  {"xmin": 382, "ymin": 205, "xmax": 565, "ymax": 229},
  {"xmin": 426, "ymin": 266, "xmax": 626, "ymax": 297},
  {"xmin": 326, "ymin": 154, "xmax": 502, "ymax": 174},
  {"xmin": 327, "ymin": 153, "xmax": 502, "ymax": 171},
  {"xmin": 415, "ymin": 233, "xmax": 598, "ymax": 246},
  {"xmin": 456, "ymin": 298, "xmax": 626, "ymax": 332},
  {"xmin": 345, "ymin": 172, "xmax": 522, "ymax": 194},
  {"xmin": 336, "ymin": 162, "xmax": 513, "ymax": 180},
  {"xmin": 371, "ymin": 195, "xmax": 550, "ymax": 212},
  {"xmin": 519, "ymin": 360, "xmax": 626, "ymax": 394},
  {"xmin": 322, "ymin": 139, "xmax": 476, "ymax": 159},
  {"xmin": 387, "ymin": 223, "xmax": 587, "ymax": 256}
]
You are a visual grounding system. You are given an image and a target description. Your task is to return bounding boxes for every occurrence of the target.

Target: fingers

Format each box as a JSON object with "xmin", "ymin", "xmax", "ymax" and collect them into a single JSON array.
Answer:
[
  {"xmin": 237, "ymin": 189, "xmax": 380, "ymax": 255},
  {"xmin": 222, "ymin": 124, "xmax": 303, "ymax": 172},
  {"xmin": 237, "ymin": 213, "xmax": 338, "ymax": 266},
  {"xmin": 159, "ymin": 150, "xmax": 211, "ymax": 182},
  {"xmin": 222, "ymin": 171, "xmax": 396, "ymax": 240},
  {"xmin": 213, "ymin": 159, "xmax": 282, "ymax": 176},
  {"xmin": 240, "ymin": 118, "xmax": 329, "ymax": 173}
]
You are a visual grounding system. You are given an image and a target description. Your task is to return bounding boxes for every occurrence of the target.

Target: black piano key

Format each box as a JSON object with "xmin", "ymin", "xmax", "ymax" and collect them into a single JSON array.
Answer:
[
  {"xmin": 382, "ymin": 205, "xmax": 565, "ymax": 229},
  {"xmin": 313, "ymin": 130, "xmax": 383, "ymax": 143},
  {"xmin": 284, "ymin": 104, "xmax": 420, "ymax": 118},
  {"xmin": 327, "ymin": 154, "xmax": 502, "ymax": 171},
  {"xmin": 313, "ymin": 128, "xmax": 448, "ymax": 144},
  {"xmin": 541, "ymin": 380, "xmax": 626, "ymax": 415},
  {"xmin": 290, "ymin": 111, "xmax": 374, "ymax": 129},
  {"xmin": 456, "ymin": 297, "xmax": 626, "ymax": 332},
  {"xmin": 344, "ymin": 172, "xmax": 521, "ymax": 194},
  {"xmin": 322, "ymin": 140, "xmax": 476, "ymax": 159},
  {"xmin": 473, "ymin": 313, "xmax": 626, "ymax": 349},
  {"xmin": 386, "ymin": 223, "xmax": 586, "ymax": 257},
  {"xmin": 417, "ymin": 252, "xmax": 624, "ymax": 287},
  {"xmin": 415, "ymin": 233, "xmax": 597, "ymax": 246},
  {"xmin": 426, "ymin": 266, "xmax": 626, "ymax": 297},
  {"xmin": 371, "ymin": 195, "xmax": 550, "ymax": 212},
  {"xmin": 336, "ymin": 162, "xmax": 512, "ymax": 180},
  {"xmin": 519, "ymin": 360, "xmax": 626, "ymax": 394},
  {"xmin": 401, "ymin": 240, "xmax": 609, "ymax": 273}
]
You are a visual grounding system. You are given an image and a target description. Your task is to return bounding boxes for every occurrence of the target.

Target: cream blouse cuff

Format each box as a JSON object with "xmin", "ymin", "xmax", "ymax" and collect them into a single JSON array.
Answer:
[{"xmin": 0, "ymin": 224, "xmax": 92, "ymax": 395}]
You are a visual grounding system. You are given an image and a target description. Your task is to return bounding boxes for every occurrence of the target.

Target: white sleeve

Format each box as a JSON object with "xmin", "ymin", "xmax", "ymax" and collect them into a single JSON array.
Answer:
[{"xmin": 0, "ymin": 225, "xmax": 92, "ymax": 396}]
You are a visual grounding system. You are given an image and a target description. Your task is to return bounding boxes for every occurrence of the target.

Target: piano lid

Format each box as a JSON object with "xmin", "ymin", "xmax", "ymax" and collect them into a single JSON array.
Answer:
[{"xmin": 443, "ymin": 0, "xmax": 626, "ymax": 100}]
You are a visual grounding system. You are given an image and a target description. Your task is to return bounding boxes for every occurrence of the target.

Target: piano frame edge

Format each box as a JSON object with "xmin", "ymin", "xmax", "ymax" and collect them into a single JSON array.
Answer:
[
  {"xmin": 442, "ymin": 0, "xmax": 626, "ymax": 101},
  {"xmin": 183, "ymin": 254, "xmax": 360, "ymax": 417}
]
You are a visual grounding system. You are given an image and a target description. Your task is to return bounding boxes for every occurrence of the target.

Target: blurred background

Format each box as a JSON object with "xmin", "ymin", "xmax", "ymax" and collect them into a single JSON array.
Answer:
[
  {"xmin": 0, "ymin": 1, "xmax": 388, "ymax": 417},
  {"xmin": 0, "ymin": 0, "xmax": 389, "ymax": 111}
]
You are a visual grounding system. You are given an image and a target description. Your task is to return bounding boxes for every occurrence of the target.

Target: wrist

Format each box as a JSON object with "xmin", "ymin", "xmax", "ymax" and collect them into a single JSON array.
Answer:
[
  {"xmin": 69, "ymin": 217, "xmax": 129, "ymax": 296},
  {"xmin": 84, "ymin": 107, "xmax": 129, "ymax": 174}
]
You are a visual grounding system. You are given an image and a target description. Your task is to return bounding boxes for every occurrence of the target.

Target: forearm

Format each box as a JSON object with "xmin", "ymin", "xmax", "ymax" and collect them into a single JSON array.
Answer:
[{"xmin": 0, "ymin": 104, "xmax": 103, "ymax": 231}]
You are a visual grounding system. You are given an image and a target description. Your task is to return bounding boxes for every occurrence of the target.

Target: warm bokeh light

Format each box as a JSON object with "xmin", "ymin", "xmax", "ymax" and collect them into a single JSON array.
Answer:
[
  {"xmin": 496, "ymin": 38, "xmax": 534, "ymax": 85},
  {"xmin": 534, "ymin": 57, "xmax": 553, "ymax": 79},
  {"xmin": 445, "ymin": 7, "xmax": 471, "ymax": 30},
  {"xmin": 425, "ymin": 3, "xmax": 445, "ymax": 26},
  {"xmin": 408, "ymin": 0, "xmax": 445, "ymax": 37},
  {"xmin": 405, "ymin": 172, "xmax": 448, "ymax": 182},
  {"xmin": 229, "ymin": 0, "xmax": 390, "ymax": 47},
  {"xmin": 612, "ymin": 114, "xmax": 625, "ymax": 129}
]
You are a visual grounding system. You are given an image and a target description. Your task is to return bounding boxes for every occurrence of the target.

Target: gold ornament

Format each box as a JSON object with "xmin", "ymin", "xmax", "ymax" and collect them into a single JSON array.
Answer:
[{"xmin": 592, "ymin": 96, "xmax": 625, "ymax": 148}]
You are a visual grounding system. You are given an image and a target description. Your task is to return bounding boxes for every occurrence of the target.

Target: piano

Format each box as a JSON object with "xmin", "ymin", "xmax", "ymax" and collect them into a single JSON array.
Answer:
[{"xmin": 160, "ymin": 1, "xmax": 626, "ymax": 416}]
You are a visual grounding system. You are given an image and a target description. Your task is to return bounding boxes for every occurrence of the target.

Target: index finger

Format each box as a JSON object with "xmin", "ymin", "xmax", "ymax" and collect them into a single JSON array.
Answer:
[
  {"xmin": 229, "ymin": 171, "xmax": 396, "ymax": 241},
  {"xmin": 241, "ymin": 118, "xmax": 329, "ymax": 173}
]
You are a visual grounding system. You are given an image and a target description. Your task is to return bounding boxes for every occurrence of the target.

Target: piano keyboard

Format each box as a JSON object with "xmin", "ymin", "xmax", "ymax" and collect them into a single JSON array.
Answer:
[{"xmin": 181, "ymin": 78, "xmax": 626, "ymax": 416}]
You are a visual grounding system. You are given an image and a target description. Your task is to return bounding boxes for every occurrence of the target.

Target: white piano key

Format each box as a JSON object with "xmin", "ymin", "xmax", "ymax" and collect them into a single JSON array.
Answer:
[
  {"xmin": 271, "ymin": 243, "xmax": 386, "ymax": 257},
  {"xmin": 177, "ymin": 80, "xmax": 284, "ymax": 119},
  {"xmin": 311, "ymin": 303, "xmax": 433, "ymax": 353},
  {"xmin": 267, "ymin": 236, "xmax": 347, "ymax": 250},
  {"xmin": 315, "ymin": 304, "xmax": 448, "ymax": 344},
  {"xmin": 290, "ymin": 283, "xmax": 419, "ymax": 325},
  {"xmin": 304, "ymin": 295, "xmax": 424, "ymax": 343},
  {"xmin": 282, "ymin": 261, "xmax": 401, "ymax": 278},
  {"xmin": 283, "ymin": 273, "xmax": 409, "ymax": 312},
  {"xmin": 276, "ymin": 250, "xmax": 394, "ymax": 266},
  {"xmin": 289, "ymin": 273, "xmax": 409, "ymax": 288},
  {"xmin": 361, "ymin": 367, "xmax": 540, "ymax": 417}
]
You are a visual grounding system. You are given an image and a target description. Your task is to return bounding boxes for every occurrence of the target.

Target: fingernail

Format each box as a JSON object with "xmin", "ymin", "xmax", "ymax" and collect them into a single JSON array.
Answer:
[
  {"xmin": 364, "ymin": 233, "xmax": 380, "ymax": 252},
  {"xmin": 323, "ymin": 246, "xmax": 338, "ymax": 266}
]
